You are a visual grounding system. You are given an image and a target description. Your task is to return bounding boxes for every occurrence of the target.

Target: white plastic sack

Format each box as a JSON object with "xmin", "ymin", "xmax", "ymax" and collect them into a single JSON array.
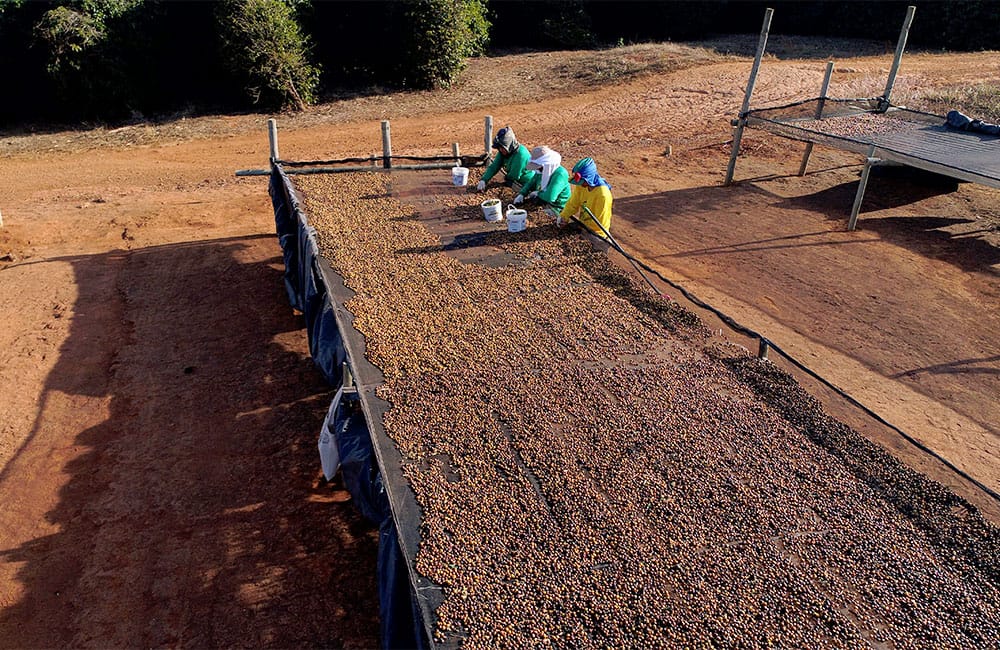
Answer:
[{"xmin": 318, "ymin": 387, "xmax": 344, "ymax": 481}]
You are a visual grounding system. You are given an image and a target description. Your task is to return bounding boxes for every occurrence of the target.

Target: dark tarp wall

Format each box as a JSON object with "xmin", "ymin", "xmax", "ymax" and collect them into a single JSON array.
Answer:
[{"xmin": 269, "ymin": 165, "xmax": 429, "ymax": 650}]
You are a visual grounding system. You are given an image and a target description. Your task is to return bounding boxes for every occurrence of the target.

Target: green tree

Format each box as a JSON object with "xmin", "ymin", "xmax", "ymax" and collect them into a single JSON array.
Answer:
[
  {"xmin": 399, "ymin": 0, "xmax": 490, "ymax": 89},
  {"xmin": 540, "ymin": 0, "xmax": 594, "ymax": 49},
  {"xmin": 216, "ymin": 0, "xmax": 320, "ymax": 111},
  {"xmin": 30, "ymin": 0, "xmax": 142, "ymax": 118},
  {"xmin": 33, "ymin": 5, "xmax": 103, "ymax": 76}
]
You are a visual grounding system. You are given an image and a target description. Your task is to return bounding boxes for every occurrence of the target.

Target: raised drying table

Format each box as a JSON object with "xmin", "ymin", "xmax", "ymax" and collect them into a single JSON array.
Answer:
[
  {"xmin": 724, "ymin": 4, "xmax": 999, "ymax": 230},
  {"xmin": 743, "ymin": 97, "xmax": 1000, "ymax": 228}
]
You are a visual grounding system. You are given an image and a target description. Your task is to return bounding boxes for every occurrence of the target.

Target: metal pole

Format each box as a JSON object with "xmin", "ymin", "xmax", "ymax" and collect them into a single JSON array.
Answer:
[
  {"xmin": 578, "ymin": 206, "xmax": 662, "ymax": 297},
  {"xmin": 342, "ymin": 361, "xmax": 355, "ymax": 391},
  {"xmin": 381, "ymin": 120, "xmax": 392, "ymax": 169},
  {"xmin": 267, "ymin": 118, "xmax": 279, "ymax": 163},
  {"xmin": 725, "ymin": 121, "xmax": 745, "ymax": 186},
  {"xmin": 849, "ymin": 145, "xmax": 878, "ymax": 231},
  {"xmin": 724, "ymin": 7, "xmax": 774, "ymax": 185},
  {"xmin": 798, "ymin": 60, "xmax": 835, "ymax": 176},
  {"xmin": 452, "ymin": 142, "xmax": 461, "ymax": 167},
  {"xmin": 882, "ymin": 5, "xmax": 916, "ymax": 111},
  {"xmin": 484, "ymin": 115, "xmax": 493, "ymax": 157},
  {"xmin": 798, "ymin": 148, "xmax": 815, "ymax": 179},
  {"xmin": 738, "ymin": 8, "xmax": 774, "ymax": 118}
]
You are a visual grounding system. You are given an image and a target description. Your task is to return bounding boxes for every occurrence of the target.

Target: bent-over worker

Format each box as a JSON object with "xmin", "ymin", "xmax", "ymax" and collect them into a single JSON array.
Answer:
[
  {"xmin": 559, "ymin": 157, "xmax": 613, "ymax": 237},
  {"xmin": 476, "ymin": 126, "xmax": 533, "ymax": 191},
  {"xmin": 512, "ymin": 146, "xmax": 571, "ymax": 211}
]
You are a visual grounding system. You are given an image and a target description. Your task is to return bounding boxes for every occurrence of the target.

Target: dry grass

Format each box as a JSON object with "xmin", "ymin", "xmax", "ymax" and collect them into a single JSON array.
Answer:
[
  {"xmin": 693, "ymin": 34, "xmax": 895, "ymax": 60},
  {"xmin": 544, "ymin": 42, "xmax": 724, "ymax": 85},
  {"xmin": 0, "ymin": 43, "xmax": 722, "ymax": 155},
  {"xmin": 919, "ymin": 83, "xmax": 1000, "ymax": 122}
]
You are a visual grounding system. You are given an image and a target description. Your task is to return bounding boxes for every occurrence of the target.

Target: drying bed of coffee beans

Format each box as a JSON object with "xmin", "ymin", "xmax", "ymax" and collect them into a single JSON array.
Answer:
[
  {"xmin": 807, "ymin": 112, "xmax": 925, "ymax": 139},
  {"xmin": 294, "ymin": 170, "xmax": 999, "ymax": 649}
]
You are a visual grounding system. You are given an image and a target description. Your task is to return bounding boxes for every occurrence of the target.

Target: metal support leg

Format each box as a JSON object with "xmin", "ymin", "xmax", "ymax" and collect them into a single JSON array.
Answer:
[
  {"xmin": 881, "ymin": 6, "xmax": 916, "ymax": 111},
  {"xmin": 798, "ymin": 61, "xmax": 835, "ymax": 176},
  {"xmin": 724, "ymin": 8, "xmax": 772, "ymax": 186},
  {"xmin": 798, "ymin": 143, "xmax": 815, "ymax": 177},
  {"xmin": 849, "ymin": 145, "xmax": 878, "ymax": 231}
]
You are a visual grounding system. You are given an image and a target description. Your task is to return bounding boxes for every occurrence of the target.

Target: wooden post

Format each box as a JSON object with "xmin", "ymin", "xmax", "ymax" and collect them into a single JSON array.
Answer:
[
  {"xmin": 849, "ymin": 144, "xmax": 878, "ymax": 231},
  {"xmin": 724, "ymin": 7, "xmax": 774, "ymax": 186},
  {"xmin": 484, "ymin": 115, "xmax": 493, "ymax": 157},
  {"xmin": 381, "ymin": 120, "xmax": 392, "ymax": 169},
  {"xmin": 798, "ymin": 60, "xmax": 835, "ymax": 176},
  {"xmin": 724, "ymin": 121, "xmax": 743, "ymax": 186},
  {"xmin": 452, "ymin": 142, "xmax": 461, "ymax": 167},
  {"xmin": 881, "ymin": 5, "xmax": 916, "ymax": 111},
  {"xmin": 267, "ymin": 118, "xmax": 279, "ymax": 163},
  {"xmin": 757, "ymin": 338, "xmax": 770, "ymax": 360}
]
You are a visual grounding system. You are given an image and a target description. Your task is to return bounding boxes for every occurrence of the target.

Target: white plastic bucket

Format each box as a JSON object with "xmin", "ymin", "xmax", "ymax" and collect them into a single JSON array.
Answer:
[
  {"xmin": 481, "ymin": 198, "xmax": 503, "ymax": 222},
  {"xmin": 507, "ymin": 208, "xmax": 528, "ymax": 233},
  {"xmin": 451, "ymin": 166, "xmax": 469, "ymax": 186}
]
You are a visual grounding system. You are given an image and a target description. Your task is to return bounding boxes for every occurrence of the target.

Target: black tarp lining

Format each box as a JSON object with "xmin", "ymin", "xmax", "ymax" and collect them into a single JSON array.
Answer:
[{"xmin": 269, "ymin": 165, "xmax": 430, "ymax": 650}]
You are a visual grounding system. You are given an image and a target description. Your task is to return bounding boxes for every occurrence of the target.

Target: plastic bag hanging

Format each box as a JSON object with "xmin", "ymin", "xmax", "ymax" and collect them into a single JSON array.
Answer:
[{"xmin": 318, "ymin": 387, "xmax": 345, "ymax": 481}]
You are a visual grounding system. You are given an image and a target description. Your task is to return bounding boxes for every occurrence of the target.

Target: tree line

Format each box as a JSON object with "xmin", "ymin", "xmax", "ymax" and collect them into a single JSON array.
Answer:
[{"xmin": 0, "ymin": 0, "xmax": 996, "ymax": 126}]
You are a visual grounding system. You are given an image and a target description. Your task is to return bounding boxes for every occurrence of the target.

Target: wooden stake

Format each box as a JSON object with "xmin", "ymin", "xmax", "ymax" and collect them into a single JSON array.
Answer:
[
  {"xmin": 798, "ymin": 61, "xmax": 835, "ymax": 176},
  {"xmin": 452, "ymin": 142, "xmax": 461, "ymax": 167},
  {"xmin": 381, "ymin": 120, "xmax": 392, "ymax": 169},
  {"xmin": 725, "ymin": 7, "xmax": 773, "ymax": 186},
  {"xmin": 484, "ymin": 115, "xmax": 493, "ymax": 157},
  {"xmin": 267, "ymin": 118, "xmax": 279, "ymax": 163}
]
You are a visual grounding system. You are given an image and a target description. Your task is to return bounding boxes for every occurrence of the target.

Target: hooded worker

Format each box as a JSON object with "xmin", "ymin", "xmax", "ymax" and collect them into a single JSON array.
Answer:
[
  {"xmin": 559, "ymin": 157, "xmax": 613, "ymax": 237},
  {"xmin": 476, "ymin": 126, "xmax": 533, "ymax": 191},
  {"xmin": 512, "ymin": 146, "xmax": 571, "ymax": 211}
]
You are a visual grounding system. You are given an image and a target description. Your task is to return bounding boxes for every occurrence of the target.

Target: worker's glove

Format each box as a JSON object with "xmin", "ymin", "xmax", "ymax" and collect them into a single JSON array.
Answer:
[
  {"xmin": 512, "ymin": 194, "xmax": 524, "ymax": 205},
  {"xmin": 527, "ymin": 191, "xmax": 539, "ymax": 200},
  {"xmin": 476, "ymin": 180, "xmax": 486, "ymax": 191}
]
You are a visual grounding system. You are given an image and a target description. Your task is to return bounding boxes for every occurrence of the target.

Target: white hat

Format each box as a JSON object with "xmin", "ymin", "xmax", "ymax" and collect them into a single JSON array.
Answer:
[{"xmin": 526, "ymin": 146, "xmax": 562, "ymax": 190}]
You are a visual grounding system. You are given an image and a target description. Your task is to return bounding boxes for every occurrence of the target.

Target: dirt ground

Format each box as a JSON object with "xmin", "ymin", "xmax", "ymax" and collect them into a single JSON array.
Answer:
[{"xmin": 0, "ymin": 41, "xmax": 998, "ymax": 646}]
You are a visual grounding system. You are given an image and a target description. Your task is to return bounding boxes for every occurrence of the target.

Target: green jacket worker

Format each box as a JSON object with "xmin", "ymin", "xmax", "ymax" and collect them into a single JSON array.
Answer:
[
  {"xmin": 560, "ymin": 157, "xmax": 612, "ymax": 237},
  {"xmin": 512, "ymin": 146, "xmax": 571, "ymax": 211},
  {"xmin": 476, "ymin": 126, "xmax": 532, "ymax": 191}
]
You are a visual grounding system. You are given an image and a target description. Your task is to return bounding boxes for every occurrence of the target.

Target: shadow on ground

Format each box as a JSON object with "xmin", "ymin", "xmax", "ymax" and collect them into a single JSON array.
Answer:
[
  {"xmin": 622, "ymin": 173, "xmax": 999, "ymax": 275},
  {"xmin": 614, "ymin": 180, "xmax": 1000, "ymax": 438},
  {"xmin": 0, "ymin": 235, "xmax": 378, "ymax": 648}
]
